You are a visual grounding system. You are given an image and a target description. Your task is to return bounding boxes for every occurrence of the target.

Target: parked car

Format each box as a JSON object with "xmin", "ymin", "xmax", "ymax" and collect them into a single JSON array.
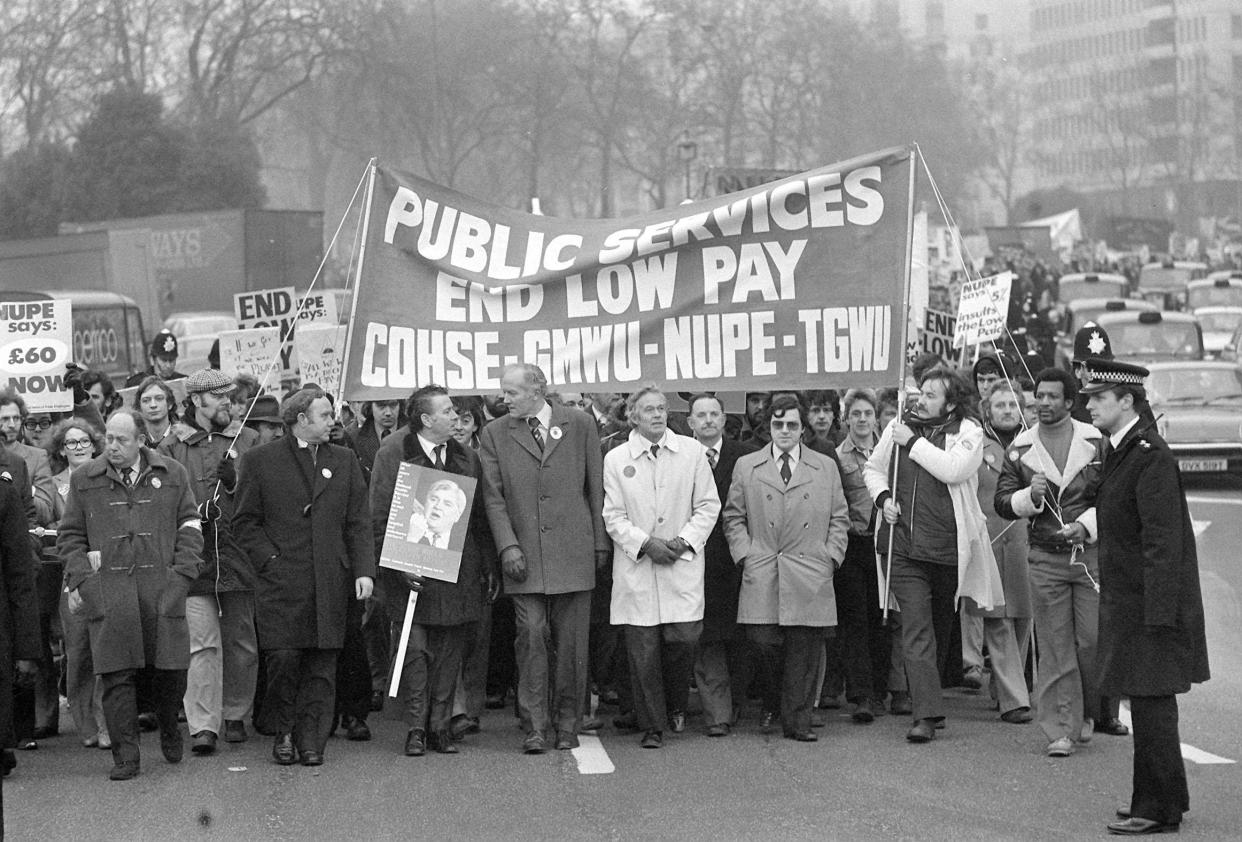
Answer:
[
  {"xmin": 1192, "ymin": 307, "xmax": 1242, "ymax": 358},
  {"xmin": 163, "ymin": 310, "xmax": 238, "ymax": 373},
  {"xmin": 1053, "ymin": 297, "xmax": 1157, "ymax": 370},
  {"xmin": 1095, "ymin": 309, "xmax": 1204, "ymax": 364},
  {"xmin": 1146, "ymin": 361, "xmax": 1242, "ymax": 477},
  {"xmin": 1187, "ymin": 276, "xmax": 1242, "ymax": 312}
]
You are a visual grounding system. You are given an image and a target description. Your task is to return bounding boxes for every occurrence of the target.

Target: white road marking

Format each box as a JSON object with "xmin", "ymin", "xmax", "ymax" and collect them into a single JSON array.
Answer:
[
  {"xmin": 1118, "ymin": 702, "xmax": 1236, "ymax": 765},
  {"xmin": 571, "ymin": 734, "xmax": 615, "ymax": 774}
]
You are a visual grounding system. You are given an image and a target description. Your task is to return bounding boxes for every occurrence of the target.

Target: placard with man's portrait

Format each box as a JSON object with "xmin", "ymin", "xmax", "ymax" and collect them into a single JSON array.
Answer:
[{"xmin": 378, "ymin": 462, "xmax": 476, "ymax": 583}]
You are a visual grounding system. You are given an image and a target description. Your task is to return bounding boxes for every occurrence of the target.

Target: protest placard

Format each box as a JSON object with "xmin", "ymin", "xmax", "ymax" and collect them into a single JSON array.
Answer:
[
  {"xmin": 234, "ymin": 287, "xmax": 339, "ymax": 376},
  {"xmin": 953, "ymin": 271, "xmax": 1014, "ymax": 349},
  {"xmin": 343, "ymin": 147, "xmax": 914, "ymax": 398},
  {"xmin": 919, "ymin": 308, "xmax": 964, "ymax": 367},
  {"xmin": 0, "ymin": 299, "xmax": 74, "ymax": 412},
  {"xmin": 218, "ymin": 327, "xmax": 282, "ymax": 391},
  {"xmin": 294, "ymin": 323, "xmax": 346, "ymax": 395},
  {"xmin": 379, "ymin": 462, "xmax": 475, "ymax": 583}
]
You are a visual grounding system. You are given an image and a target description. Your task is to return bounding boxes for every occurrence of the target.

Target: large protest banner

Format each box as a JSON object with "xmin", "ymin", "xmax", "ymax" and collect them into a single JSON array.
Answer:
[
  {"xmin": 342, "ymin": 147, "xmax": 914, "ymax": 400},
  {"xmin": 0, "ymin": 299, "xmax": 74, "ymax": 412}
]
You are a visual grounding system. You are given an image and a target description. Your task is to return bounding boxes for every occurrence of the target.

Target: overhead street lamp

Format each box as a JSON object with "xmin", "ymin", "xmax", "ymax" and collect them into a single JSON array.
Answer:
[{"xmin": 677, "ymin": 130, "xmax": 698, "ymax": 201}]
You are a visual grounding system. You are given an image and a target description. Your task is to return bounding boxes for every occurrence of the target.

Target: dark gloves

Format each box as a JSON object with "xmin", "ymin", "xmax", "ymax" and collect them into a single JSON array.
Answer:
[
  {"xmin": 216, "ymin": 452, "xmax": 237, "ymax": 489},
  {"xmin": 64, "ymin": 363, "xmax": 89, "ymax": 405},
  {"xmin": 197, "ymin": 497, "xmax": 222, "ymax": 523},
  {"xmin": 403, "ymin": 571, "xmax": 426, "ymax": 593}
]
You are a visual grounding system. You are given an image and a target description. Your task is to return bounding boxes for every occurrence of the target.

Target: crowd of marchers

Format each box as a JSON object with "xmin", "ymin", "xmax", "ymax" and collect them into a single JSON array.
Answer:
[{"xmin": 0, "ymin": 321, "xmax": 1207, "ymax": 836}]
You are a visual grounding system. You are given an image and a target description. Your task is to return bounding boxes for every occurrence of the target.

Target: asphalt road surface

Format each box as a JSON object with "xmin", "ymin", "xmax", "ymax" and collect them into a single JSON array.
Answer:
[{"xmin": 3, "ymin": 480, "xmax": 1239, "ymax": 841}]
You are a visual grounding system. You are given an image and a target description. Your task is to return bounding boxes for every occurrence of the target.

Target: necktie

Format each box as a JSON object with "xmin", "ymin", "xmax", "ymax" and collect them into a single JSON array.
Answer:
[
  {"xmin": 433, "ymin": 444, "xmax": 445, "ymax": 470},
  {"xmin": 381, "ymin": 428, "xmax": 390, "ymax": 440},
  {"xmin": 706, "ymin": 448, "xmax": 718, "ymax": 469},
  {"xmin": 1101, "ymin": 440, "xmax": 1114, "ymax": 462},
  {"xmin": 124, "ymin": 468, "xmax": 135, "ymax": 488},
  {"xmin": 650, "ymin": 444, "xmax": 659, "ymax": 461},
  {"xmin": 528, "ymin": 417, "xmax": 544, "ymax": 451},
  {"xmin": 780, "ymin": 452, "xmax": 792, "ymax": 484},
  {"xmin": 308, "ymin": 444, "xmax": 319, "ymax": 465}
]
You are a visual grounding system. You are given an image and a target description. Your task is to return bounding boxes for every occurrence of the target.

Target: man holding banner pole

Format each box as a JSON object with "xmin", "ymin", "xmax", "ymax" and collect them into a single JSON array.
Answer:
[{"xmin": 479, "ymin": 363, "xmax": 609, "ymax": 755}]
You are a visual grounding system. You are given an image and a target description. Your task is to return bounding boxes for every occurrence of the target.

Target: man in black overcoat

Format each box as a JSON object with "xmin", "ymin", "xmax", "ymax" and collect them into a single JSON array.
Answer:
[
  {"xmin": 686, "ymin": 394, "xmax": 756, "ymax": 735},
  {"xmin": 1084, "ymin": 360, "xmax": 1209, "ymax": 835},
  {"xmin": 234, "ymin": 388, "xmax": 375, "ymax": 768}
]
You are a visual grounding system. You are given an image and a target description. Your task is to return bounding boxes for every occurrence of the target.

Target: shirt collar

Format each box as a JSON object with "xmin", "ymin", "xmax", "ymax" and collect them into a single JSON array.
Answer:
[
  {"xmin": 839, "ymin": 434, "xmax": 875, "ymax": 456},
  {"xmin": 1109, "ymin": 416, "xmax": 1141, "ymax": 449},
  {"xmin": 533, "ymin": 402, "xmax": 552, "ymax": 431},
  {"xmin": 626, "ymin": 428, "xmax": 676, "ymax": 457},
  {"xmin": 416, "ymin": 432, "xmax": 448, "ymax": 462},
  {"xmin": 294, "ymin": 436, "xmax": 314, "ymax": 449},
  {"xmin": 697, "ymin": 436, "xmax": 723, "ymax": 453},
  {"xmin": 771, "ymin": 442, "xmax": 801, "ymax": 465}
]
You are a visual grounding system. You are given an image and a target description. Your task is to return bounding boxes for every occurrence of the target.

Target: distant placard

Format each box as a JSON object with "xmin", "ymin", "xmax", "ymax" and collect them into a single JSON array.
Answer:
[
  {"xmin": 378, "ymin": 461, "xmax": 475, "ymax": 583},
  {"xmin": 0, "ymin": 299, "xmax": 74, "ymax": 412},
  {"xmin": 954, "ymin": 271, "xmax": 1014, "ymax": 348},
  {"xmin": 218, "ymin": 327, "xmax": 282, "ymax": 392},
  {"xmin": 234, "ymin": 287, "xmax": 339, "ymax": 376},
  {"xmin": 918, "ymin": 308, "xmax": 964, "ymax": 367},
  {"xmin": 294, "ymin": 323, "xmax": 346, "ymax": 396}
]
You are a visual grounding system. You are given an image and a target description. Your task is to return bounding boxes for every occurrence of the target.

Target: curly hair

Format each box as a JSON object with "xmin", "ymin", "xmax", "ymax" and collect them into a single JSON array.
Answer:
[{"xmin": 47, "ymin": 417, "xmax": 103, "ymax": 473}]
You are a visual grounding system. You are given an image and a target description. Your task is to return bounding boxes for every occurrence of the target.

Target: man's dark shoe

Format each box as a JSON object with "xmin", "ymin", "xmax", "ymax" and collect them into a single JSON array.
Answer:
[
  {"xmin": 191, "ymin": 730, "xmax": 217, "ymax": 755},
  {"xmin": 1000, "ymin": 706, "xmax": 1033, "ymax": 724},
  {"xmin": 640, "ymin": 730, "xmax": 663, "ymax": 749},
  {"xmin": 668, "ymin": 710, "xmax": 685, "ymax": 733},
  {"xmin": 817, "ymin": 692, "xmax": 841, "ymax": 710},
  {"xmin": 404, "ymin": 729, "xmax": 426, "ymax": 757},
  {"xmin": 137, "ymin": 713, "xmax": 158, "ymax": 732},
  {"xmin": 109, "ymin": 762, "xmax": 140, "ymax": 781},
  {"xmin": 612, "ymin": 711, "xmax": 639, "ymax": 732},
  {"xmin": 370, "ymin": 690, "xmax": 386, "ymax": 712},
  {"xmin": 223, "ymin": 720, "xmax": 247, "ymax": 743},
  {"xmin": 449, "ymin": 714, "xmax": 479, "ymax": 740},
  {"xmin": 161, "ymin": 727, "xmax": 184, "ymax": 763},
  {"xmin": 32, "ymin": 724, "xmax": 58, "ymax": 740},
  {"xmin": 555, "ymin": 730, "xmax": 579, "ymax": 750},
  {"xmin": 1105, "ymin": 817, "xmax": 1178, "ymax": 835},
  {"xmin": 706, "ymin": 723, "xmax": 730, "ymax": 737},
  {"xmin": 852, "ymin": 698, "xmax": 875, "ymax": 724},
  {"xmin": 342, "ymin": 716, "xmax": 371, "ymax": 742},
  {"xmin": 272, "ymin": 733, "xmax": 297, "ymax": 765},
  {"xmin": 300, "ymin": 750, "xmax": 323, "ymax": 767},
  {"xmin": 427, "ymin": 730, "xmax": 459, "ymax": 754},
  {"xmin": 523, "ymin": 731, "xmax": 546, "ymax": 754},
  {"xmin": 889, "ymin": 691, "xmax": 913, "ymax": 716},
  {"xmin": 1097, "ymin": 717, "xmax": 1131, "ymax": 736},
  {"xmin": 906, "ymin": 719, "xmax": 936, "ymax": 743},
  {"xmin": 784, "ymin": 729, "xmax": 818, "ymax": 742}
]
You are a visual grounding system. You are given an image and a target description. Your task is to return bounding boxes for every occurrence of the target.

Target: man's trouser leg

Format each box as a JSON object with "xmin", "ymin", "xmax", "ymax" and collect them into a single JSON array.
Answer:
[
  {"xmin": 512, "ymin": 595, "xmax": 551, "ymax": 734},
  {"xmin": 184, "ymin": 595, "xmax": 222, "ymax": 737},
  {"xmin": 836, "ymin": 535, "xmax": 878, "ymax": 703},
  {"xmin": 219, "ymin": 591, "xmax": 258, "ymax": 724},
  {"xmin": 100, "ymin": 669, "xmax": 140, "ymax": 766},
  {"xmin": 427, "ymin": 624, "xmax": 471, "ymax": 734},
  {"xmin": 888, "ymin": 556, "xmax": 948, "ymax": 721},
  {"xmin": 694, "ymin": 639, "xmax": 734, "ymax": 727},
  {"xmin": 659, "ymin": 621, "xmax": 701, "ymax": 718},
  {"xmin": 742, "ymin": 625, "xmax": 783, "ymax": 717},
  {"xmin": 983, "ymin": 617, "xmax": 1030, "ymax": 713},
  {"xmin": 334, "ymin": 598, "xmax": 371, "ymax": 723},
  {"xmin": 294, "ymin": 649, "xmax": 338, "ymax": 755},
  {"xmin": 781, "ymin": 626, "xmax": 825, "ymax": 734},
  {"xmin": 624, "ymin": 624, "xmax": 664, "ymax": 731},
  {"xmin": 548, "ymin": 591, "xmax": 591, "ymax": 734},
  {"xmin": 1129, "ymin": 695, "xmax": 1188, "ymax": 825}
]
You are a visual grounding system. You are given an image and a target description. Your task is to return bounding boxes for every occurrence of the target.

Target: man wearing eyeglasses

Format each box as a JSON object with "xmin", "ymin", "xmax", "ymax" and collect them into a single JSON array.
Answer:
[{"xmin": 724, "ymin": 393, "xmax": 850, "ymax": 742}]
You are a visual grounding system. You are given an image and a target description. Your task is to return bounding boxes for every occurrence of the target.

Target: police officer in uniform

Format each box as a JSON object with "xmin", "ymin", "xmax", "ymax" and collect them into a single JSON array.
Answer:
[
  {"xmin": 1083, "ymin": 360, "xmax": 1209, "ymax": 835},
  {"xmin": 125, "ymin": 330, "xmax": 188, "ymax": 388}
]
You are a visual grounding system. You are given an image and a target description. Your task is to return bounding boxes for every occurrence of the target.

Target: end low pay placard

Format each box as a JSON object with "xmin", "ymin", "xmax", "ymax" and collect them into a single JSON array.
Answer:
[{"xmin": 0, "ymin": 299, "xmax": 74, "ymax": 412}]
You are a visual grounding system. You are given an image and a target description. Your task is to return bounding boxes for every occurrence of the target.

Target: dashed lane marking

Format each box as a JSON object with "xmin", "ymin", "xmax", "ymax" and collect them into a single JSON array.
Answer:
[
  {"xmin": 1118, "ymin": 702, "xmax": 1236, "ymax": 765},
  {"xmin": 571, "ymin": 734, "xmax": 615, "ymax": 774}
]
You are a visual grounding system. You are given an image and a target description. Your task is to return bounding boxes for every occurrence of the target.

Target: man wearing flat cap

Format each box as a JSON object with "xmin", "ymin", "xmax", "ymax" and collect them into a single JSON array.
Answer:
[
  {"xmin": 1084, "ymin": 360, "xmax": 1209, "ymax": 836},
  {"xmin": 125, "ymin": 330, "xmax": 188, "ymax": 388},
  {"xmin": 159, "ymin": 369, "xmax": 259, "ymax": 753}
]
